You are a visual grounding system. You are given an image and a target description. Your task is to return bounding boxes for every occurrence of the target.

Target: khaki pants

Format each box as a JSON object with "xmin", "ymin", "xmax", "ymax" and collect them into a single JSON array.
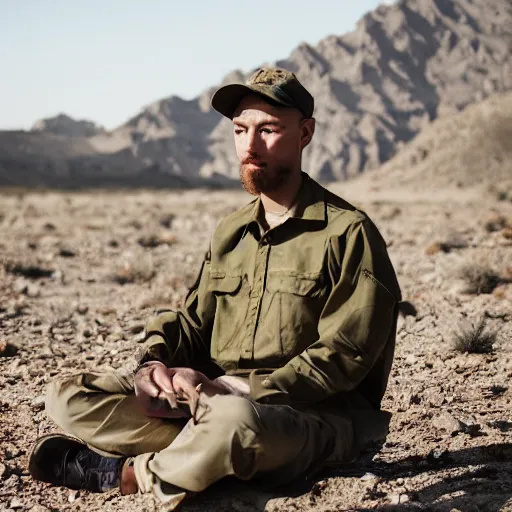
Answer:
[{"xmin": 45, "ymin": 371, "xmax": 385, "ymax": 505}]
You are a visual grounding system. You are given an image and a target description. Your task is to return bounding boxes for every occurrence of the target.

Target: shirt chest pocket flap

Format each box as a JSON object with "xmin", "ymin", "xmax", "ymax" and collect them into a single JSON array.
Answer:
[
  {"xmin": 208, "ymin": 271, "xmax": 246, "ymax": 354},
  {"xmin": 208, "ymin": 272, "xmax": 243, "ymax": 294},
  {"xmin": 266, "ymin": 271, "xmax": 327, "ymax": 356},
  {"xmin": 267, "ymin": 271, "xmax": 326, "ymax": 298}
]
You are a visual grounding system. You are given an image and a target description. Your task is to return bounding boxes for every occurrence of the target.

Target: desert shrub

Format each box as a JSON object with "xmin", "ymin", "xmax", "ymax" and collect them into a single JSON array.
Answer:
[
  {"xmin": 502, "ymin": 227, "xmax": 512, "ymax": 240},
  {"xmin": 483, "ymin": 213, "xmax": 507, "ymax": 232},
  {"xmin": 426, "ymin": 236, "xmax": 468, "ymax": 255},
  {"xmin": 453, "ymin": 316, "xmax": 496, "ymax": 354},
  {"xmin": 138, "ymin": 232, "xmax": 177, "ymax": 248},
  {"xmin": 159, "ymin": 213, "xmax": 176, "ymax": 229},
  {"xmin": 457, "ymin": 262, "xmax": 503, "ymax": 294}
]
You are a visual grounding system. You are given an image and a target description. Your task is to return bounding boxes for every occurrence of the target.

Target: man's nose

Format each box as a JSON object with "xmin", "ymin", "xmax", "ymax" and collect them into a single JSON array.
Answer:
[{"xmin": 245, "ymin": 130, "xmax": 259, "ymax": 153}]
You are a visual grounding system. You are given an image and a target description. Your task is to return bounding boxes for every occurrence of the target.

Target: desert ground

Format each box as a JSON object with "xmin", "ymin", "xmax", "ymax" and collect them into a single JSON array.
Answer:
[{"xmin": 0, "ymin": 181, "xmax": 511, "ymax": 511}]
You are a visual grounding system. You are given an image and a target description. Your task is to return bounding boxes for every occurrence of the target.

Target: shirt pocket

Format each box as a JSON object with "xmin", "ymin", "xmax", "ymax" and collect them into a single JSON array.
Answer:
[
  {"xmin": 266, "ymin": 271, "xmax": 327, "ymax": 359},
  {"xmin": 208, "ymin": 272, "xmax": 248, "ymax": 358}
]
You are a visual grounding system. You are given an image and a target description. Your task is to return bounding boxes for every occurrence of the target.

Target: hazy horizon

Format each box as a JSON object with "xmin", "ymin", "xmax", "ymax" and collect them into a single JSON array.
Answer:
[{"xmin": 1, "ymin": 0, "xmax": 390, "ymax": 131}]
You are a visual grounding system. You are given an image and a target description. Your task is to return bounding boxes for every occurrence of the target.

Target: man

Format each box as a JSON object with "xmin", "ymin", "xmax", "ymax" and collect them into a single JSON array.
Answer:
[{"xmin": 29, "ymin": 68, "xmax": 401, "ymax": 509}]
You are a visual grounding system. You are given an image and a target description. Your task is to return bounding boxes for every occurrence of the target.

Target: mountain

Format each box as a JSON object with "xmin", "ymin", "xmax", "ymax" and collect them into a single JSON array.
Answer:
[
  {"xmin": 1, "ymin": 0, "xmax": 511, "ymax": 188},
  {"xmin": 32, "ymin": 114, "xmax": 105, "ymax": 138},
  {"xmin": 349, "ymin": 90, "xmax": 512, "ymax": 191}
]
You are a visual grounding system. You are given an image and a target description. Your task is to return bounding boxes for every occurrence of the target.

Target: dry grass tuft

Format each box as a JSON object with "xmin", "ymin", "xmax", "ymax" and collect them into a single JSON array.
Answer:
[
  {"xmin": 425, "ymin": 242, "xmax": 444, "ymax": 255},
  {"xmin": 425, "ymin": 236, "xmax": 468, "ymax": 255},
  {"xmin": 159, "ymin": 213, "xmax": 176, "ymax": 229},
  {"xmin": 483, "ymin": 213, "xmax": 507, "ymax": 233},
  {"xmin": 457, "ymin": 262, "xmax": 503, "ymax": 294},
  {"xmin": 453, "ymin": 316, "xmax": 496, "ymax": 354},
  {"xmin": 138, "ymin": 232, "xmax": 177, "ymax": 248},
  {"xmin": 488, "ymin": 182, "xmax": 512, "ymax": 203}
]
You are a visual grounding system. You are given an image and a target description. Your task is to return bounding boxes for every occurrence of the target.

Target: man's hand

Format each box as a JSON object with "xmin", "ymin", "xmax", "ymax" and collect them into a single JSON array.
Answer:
[
  {"xmin": 134, "ymin": 361, "xmax": 184, "ymax": 418},
  {"xmin": 134, "ymin": 362, "xmax": 231, "ymax": 419}
]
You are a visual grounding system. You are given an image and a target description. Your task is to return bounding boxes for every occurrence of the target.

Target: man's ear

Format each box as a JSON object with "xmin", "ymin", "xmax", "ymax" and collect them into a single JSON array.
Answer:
[{"xmin": 300, "ymin": 118, "xmax": 315, "ymax": 150}]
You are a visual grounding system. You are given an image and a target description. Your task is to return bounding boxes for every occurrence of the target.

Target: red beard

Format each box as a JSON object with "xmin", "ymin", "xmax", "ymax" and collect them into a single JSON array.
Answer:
[{"xmin": 239, "ymin": 162, "xmax": 291, "ymax": 195}]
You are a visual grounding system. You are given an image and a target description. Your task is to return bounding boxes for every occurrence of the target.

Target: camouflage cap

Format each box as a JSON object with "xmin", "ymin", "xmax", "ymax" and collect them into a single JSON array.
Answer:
[{"xmin": 211, "ymin": 67, "xmax": 314, "ymax": 119}]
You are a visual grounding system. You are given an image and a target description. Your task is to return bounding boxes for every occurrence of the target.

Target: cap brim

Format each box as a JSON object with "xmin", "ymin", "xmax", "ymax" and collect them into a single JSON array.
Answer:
[{"xmin": 211, "ymin": 83, "xmax": 294, "ymax": 119}]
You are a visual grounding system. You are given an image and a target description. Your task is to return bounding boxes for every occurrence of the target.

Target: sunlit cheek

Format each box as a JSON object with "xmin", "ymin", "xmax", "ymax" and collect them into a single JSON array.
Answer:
[{"xmin": 266, "ymin": 135, "xmax": 285, "ymax": 155}]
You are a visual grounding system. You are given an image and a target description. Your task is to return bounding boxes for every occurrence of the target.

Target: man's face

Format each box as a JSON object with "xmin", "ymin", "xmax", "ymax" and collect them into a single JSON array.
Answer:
[{"xmin": 232, "ymin": 95, "xmax": 313, "ymax": 196}]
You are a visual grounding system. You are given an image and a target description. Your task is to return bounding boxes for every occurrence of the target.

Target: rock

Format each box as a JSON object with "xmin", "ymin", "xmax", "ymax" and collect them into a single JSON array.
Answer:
[
  {"xmin": 360, "ymin": 472, "xmax": 378, "ymax": 481},
  {"xmin": 0, "ymin": 341, "xmax": 18, "ymax": 358},
  {"xmin": 405, "ymin": 354, "xmax": 417, "ymax": 366},
  {"xmin": 0, "ymin": 461, "xmax": 6, "ymax": 479},
  {"xmin": 310, "ymin": 479, "xmax": 328, "ymax": 497},
  {"xmin": 129, "ymin": 323, "xmax": 145, "ymax": 335},
  {"xmin": 31, "ymin": 395, "xmax": 46, "ymax": 410},
  {"xmin": 76, "ymin": 304, "xmax": 89, "ymax": 315},
  {"xmin": 398, "ymin": 300, "xmax": 417, "ymax": 317},
  {"xmin": 59, "ymin": 247, "xmax": 76, "ymax": 257},
  {"xmin": 426, "ymin": 389, "xmax": 445, "ymax": 407},
  {"xmin": 29, "ymin": 506, "xmax": 50, "ymax": 512},
  {"xmin": 462, "ymin": 422, "xmax": 483, "ymax": 438},
  {"xmin": 5, "ymin": 446, "xmax": 23, "ymax": 460},
  {"xmin": 10, "ymin": 497, "xmax": 22, "ymax": 509},
  {"xmin": 26, "ymin": 283, "xmax": 40, "ymax": 298},
  {"xmin": 389, "ymin": 494, "xmax": 401, "ymax": 505},
  {"xmin": 488, "ymin": 420, "xmax": 512, "ymax": 432},
  {"xmin": 6, "ymin": 261, "xmax": 54, "ymax": 278},
  {"xmin": 68, "ymin": 490, "xmax": 79, "ymax": 503},
  {"xmin": 432, "ymin": 412, "xmax": 464, "ymax": 435},
  {"xmin": 43, "ymin": 222, "xmax": 56, "ymax": 231},
  {"xmin": 389, "ymin": 493, "xmax": 409, "ymax": 505},
  {"xmin": 13, "ymin": 279, "xmax": 28, "ymax": 294},
  {"xmin": 3, "ymin": 474, "xmax": 19, "ymax": 489}
]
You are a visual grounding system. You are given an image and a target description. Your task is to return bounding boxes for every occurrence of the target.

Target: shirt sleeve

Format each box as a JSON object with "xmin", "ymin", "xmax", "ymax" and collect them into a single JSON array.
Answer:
[
  {"xmin": 136, "ymin": 249, "xmax": 216, "ymax": 369},
  {"xmin": 255, "ymin": 217, "xmax": 401, "ymax": 404}
]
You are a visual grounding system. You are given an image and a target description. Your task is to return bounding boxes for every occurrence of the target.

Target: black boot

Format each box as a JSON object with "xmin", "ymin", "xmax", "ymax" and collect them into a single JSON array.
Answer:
[{"xmin": 29, "ymin": 433, "xmax": 125, "ymax": 492}]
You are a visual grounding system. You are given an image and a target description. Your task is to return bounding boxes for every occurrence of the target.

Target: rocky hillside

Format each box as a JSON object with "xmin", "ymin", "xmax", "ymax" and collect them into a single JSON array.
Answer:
[
  {"xmin": 31, "ymin": 114, "xmax": 105, "ymax": 138},
  {"xmin": 350, "ymin": 90, "xmax": 512, "ymax": 191},
  {"xmin": 1, "ymin": 0, "xmax": 511, "ymax": 187}
]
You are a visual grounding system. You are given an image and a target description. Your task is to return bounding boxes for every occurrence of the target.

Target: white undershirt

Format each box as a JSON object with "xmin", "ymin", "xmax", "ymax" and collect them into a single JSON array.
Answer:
[{"xmin": 264, "ymin": 204, "xmax": 298, "ymax": 230}]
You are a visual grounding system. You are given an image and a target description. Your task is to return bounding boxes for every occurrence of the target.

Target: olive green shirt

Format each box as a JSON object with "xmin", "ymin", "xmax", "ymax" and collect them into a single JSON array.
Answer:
[{"xmin": 139, "ymin": 173, "xmax": 401, "ymax": 410}]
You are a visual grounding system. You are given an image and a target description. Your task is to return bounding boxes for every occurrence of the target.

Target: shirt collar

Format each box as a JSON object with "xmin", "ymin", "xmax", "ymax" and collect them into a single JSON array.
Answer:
[{"xmin": 244, "ymin": 172, "xmax": 327, "ymax": 230}]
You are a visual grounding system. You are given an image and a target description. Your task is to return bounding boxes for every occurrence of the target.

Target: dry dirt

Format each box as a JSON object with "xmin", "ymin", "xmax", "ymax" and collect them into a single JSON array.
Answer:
[{"xmin": 1, "ymin": 184, "xmax": 511, "ymax": 511}]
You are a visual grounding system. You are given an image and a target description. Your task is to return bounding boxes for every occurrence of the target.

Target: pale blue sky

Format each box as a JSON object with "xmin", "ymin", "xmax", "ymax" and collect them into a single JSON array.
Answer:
[{"xmin": 1, "ymin": 0, "xmax": 389, "ymax": 130}]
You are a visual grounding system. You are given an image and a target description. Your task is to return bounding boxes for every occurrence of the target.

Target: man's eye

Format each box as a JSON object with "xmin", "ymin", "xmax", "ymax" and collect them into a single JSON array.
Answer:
[
  {"xmin": 261, "ymin": 128, "xmax": 274, "ymax": 134},
  {"xmin": 234, "ymin": 129, "xmax": 244, "ymax": 135}
]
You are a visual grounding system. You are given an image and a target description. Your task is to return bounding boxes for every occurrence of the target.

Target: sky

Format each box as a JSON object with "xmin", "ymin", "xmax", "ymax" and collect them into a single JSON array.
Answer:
[{"xmin": 1, "ymin": 0, "xmax": 389, "ymax": 131}]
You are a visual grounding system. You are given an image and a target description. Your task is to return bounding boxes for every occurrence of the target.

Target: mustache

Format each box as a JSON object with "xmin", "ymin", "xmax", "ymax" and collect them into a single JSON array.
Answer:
[{"xmin": 242, "ymin": 157, "xmax": 266, "ymax": 167}]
